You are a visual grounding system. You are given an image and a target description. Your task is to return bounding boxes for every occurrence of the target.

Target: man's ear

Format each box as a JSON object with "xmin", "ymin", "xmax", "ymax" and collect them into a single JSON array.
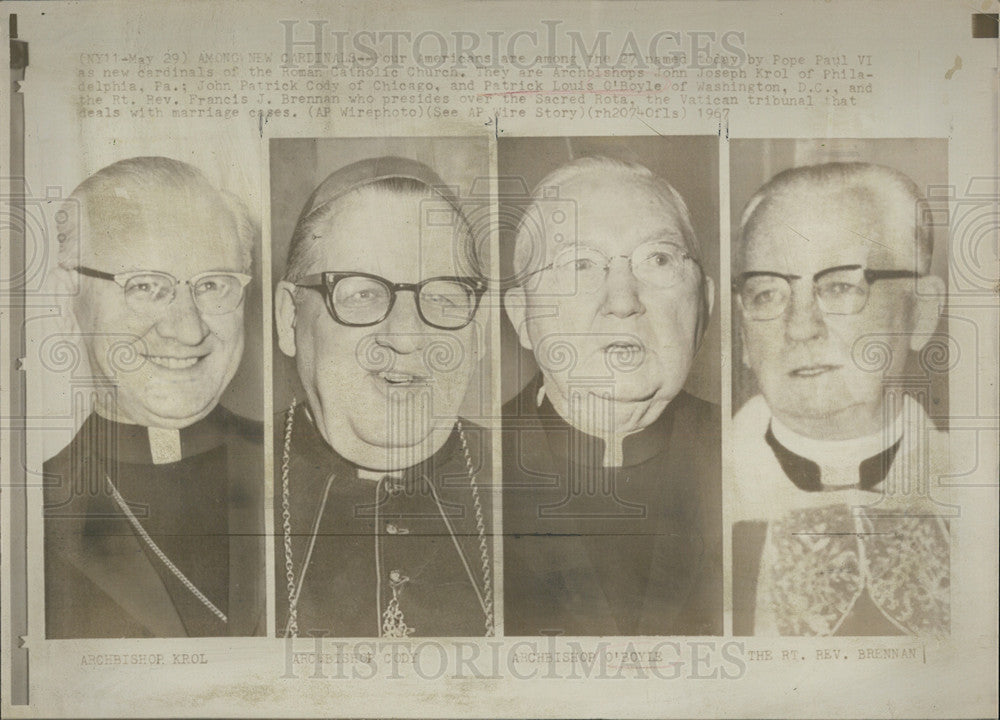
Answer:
[
  {"xmin": 693, "ymin": 274, "xmax": 716, "ymax": 344},
  {"xmin": 909, "ymin": 274, "xmax": 947, "ymax": 352},
  {"xmin": 504, "ymin": 286, "xmax": 534, "ymax": 351},
  {"xmin": 702, "ymin": 275, "xmax": 716, "ymax": 322},
  {"xmin": 468, "ymin": 304, "xmax": 487, "ymax": 360},
  {"xmin": 740, "ymin": 321, "xmax": 753, "ymax": 368},
  {"xmin": 50, "ymin": 265, "xmax": 83, "ymax": 335},
  {"xmin": 274, "ymin": 281, "xmax": 299, "ymax": 358}
]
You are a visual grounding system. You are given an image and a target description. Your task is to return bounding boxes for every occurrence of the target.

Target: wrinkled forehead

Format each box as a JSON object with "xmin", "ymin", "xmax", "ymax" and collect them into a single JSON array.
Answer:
[
  {"xmin": 305, "ymin": 186, "xmax": 469, "ymax": 277},
  {"xmin": 741, "ymin": 184, "xmax": 917, "ymax": 274},
  {"xmin": 527, "ymin": 172, "xmax": 693, "ymax": 261}
]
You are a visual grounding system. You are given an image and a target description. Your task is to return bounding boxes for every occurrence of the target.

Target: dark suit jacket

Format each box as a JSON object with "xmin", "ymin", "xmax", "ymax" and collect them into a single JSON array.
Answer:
[
  {"xmin": 502, "ymin": 375, "xmax": 722, "ymax": 636},
  {"xmin": 44, "ymin": 406, "xmax": 265, "ymax": 638}
]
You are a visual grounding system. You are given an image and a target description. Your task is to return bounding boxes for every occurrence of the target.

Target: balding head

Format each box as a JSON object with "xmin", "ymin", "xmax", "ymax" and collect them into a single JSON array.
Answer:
[
  {"xmin": 512, "ymin": 156, "xmax": 701, "ymax": 282},
  {"xmin": 57, "ymin": 156, "xmax": 254, "ymax": 274},
  {"xmin": 737, "ymin": 162, "xmax": 933, "ymax": 276}
]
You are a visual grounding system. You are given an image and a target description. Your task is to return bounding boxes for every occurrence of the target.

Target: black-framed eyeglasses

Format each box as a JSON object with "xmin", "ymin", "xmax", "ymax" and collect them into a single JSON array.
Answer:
[
  {"xmin": 76, "ymin": 266, "xmax": 252, "ymax": 316},
  {"xmin": 296, "ymin": 271, "xmax": 486, "ymax": 330},
  {"xmin": 522, "ymin": 241, "xmax": 699, "ymax": 295},
  {"xmin": 734, "ymin": 264, "xmax": 922, "ymax": 321}
]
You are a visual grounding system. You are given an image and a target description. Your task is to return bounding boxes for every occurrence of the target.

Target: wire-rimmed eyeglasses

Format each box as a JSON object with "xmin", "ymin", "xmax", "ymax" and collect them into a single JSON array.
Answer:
[
  {"xmin": 521, "ymin": 240, "xmax": 699, "ymax": 294},
  {"xmin": 296, "ymin": 271, "xmax": 486, "ymax": 330},
  {"xmin": 735, "ymin": 264, "xmax": 923, "ymax": 321},
  {"xmin": 76, "ymin": 266, "xmax": 252, "ymax": 316}
]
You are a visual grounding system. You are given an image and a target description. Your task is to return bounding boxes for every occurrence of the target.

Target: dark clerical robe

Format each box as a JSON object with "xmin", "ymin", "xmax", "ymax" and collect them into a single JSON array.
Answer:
[
  {"xmin": 44, "ymin": 406, "xmax": 265, "ymax": 638},
  {"xmin": 503, "ymin": 375, "xmax": 722, "ymax": 636},
  {"xmin": 274, "ymin": 402, "xmax": 494, "ymax": 638}
]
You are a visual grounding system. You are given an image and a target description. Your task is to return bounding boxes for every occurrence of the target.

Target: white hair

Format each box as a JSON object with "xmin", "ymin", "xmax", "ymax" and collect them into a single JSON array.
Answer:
[
  {"xmin": 57, "ymin": 156, "xmax": 255, "ymax": 273},
  {"xmin": 511, "ymin": 156, "xmax": 700, "ymax": 282},
  {"xmin": 736, "ymin": 161, "xmax": 934, "ymax": 274}
]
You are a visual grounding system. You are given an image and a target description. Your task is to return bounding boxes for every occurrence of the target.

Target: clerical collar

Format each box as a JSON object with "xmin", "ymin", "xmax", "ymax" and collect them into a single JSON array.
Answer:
[
  {"xmin": 533, "ymin": 380, "xmax": 681, "ymax": 469},
  {"xmin": 356, "ymin": 467, "xmax": 402, "ymax": 482},
  {"xmin": 765, "ymin": 413, "xmax": 904, "ymax": 492},
  {"xmin": 147, "ymin": 426, "xmax": 182, "ymax": 464},
  {"xmin": 81, "ymin": 407, "xmax": 231, "ymax": 465}
]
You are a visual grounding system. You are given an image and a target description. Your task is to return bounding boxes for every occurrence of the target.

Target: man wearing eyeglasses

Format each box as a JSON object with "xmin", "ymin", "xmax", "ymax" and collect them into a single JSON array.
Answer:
[
  {"xmin": 502, "ymin": 156, "xmax": 722, "ymax": 636},
  {"xmin": 43, "ymin": 157, "xmax": 265, "ymax": 638},
  {"xmin": 731, "ymin": 161, "xmax": 950, "ymax": 636},
  {"xmin": 273, "ymin": 156, "xmax": 493, "ymax": 638}
]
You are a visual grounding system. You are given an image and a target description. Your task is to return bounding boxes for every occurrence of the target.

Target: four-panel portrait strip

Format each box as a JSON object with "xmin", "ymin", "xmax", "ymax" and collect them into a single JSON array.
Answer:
[{"xmin": 41, "ymin": 136, "xmax": 951, "ymax": 641}]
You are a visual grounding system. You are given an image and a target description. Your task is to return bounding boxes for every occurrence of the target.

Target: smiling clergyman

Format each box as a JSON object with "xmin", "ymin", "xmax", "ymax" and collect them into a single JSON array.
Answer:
[
  {"xmin": 43, "ymin": 157, "xmax": 265, "ymax": 638},
  {"xmin": 273, "ymin": 156, "xmax": 493, "ymax": 638}
]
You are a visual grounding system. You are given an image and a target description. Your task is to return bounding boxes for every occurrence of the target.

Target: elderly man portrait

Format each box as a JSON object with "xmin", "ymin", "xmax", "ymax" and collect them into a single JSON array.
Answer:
[
  {"xmin": 273, "ymin": 151, "xmax": 493, "ymax": 638},
  {"xmin": 502, "ymin": 150, "xmax": 722, "ymax": 636},
  {"xmin": 730, "ymin": 159, "xmax": 951, "ymax": 636},
  {"xmin": 43, "ymin": 157, "xmax": 265, "ymax": 638}
]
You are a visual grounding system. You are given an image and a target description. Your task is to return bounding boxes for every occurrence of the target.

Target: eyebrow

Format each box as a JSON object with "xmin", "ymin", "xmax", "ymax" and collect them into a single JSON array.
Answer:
[
  {"xmin": 737, "ymin": 264, "xmax": 864, "ymax": 281},
  {"xmin": 563, "ymin": 231, "xmax": 687, "ymax": 251}
]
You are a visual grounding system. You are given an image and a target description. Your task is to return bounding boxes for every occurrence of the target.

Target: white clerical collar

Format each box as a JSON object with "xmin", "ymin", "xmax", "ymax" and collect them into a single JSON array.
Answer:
[
  {"xmin": 356, "ymin": 467, "xmax": 404, "ymax": 482},
  {"xmin": 770, "ymin": 411, "xmax": 904, "ymax": 487},
  {"xmin": 147, "ymin": 426, "xmax": 183, "ymax": 464},
  {"xmin": 538, "ymin": 383, "xmax": 654, "ymax": 468}
]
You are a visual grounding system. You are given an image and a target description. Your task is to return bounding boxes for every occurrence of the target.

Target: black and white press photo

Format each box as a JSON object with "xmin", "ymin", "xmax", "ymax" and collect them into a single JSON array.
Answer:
[
  {"xmin": 42, "ymin": 156, "xmax": 266, "ymax": 638},
  {"xmin": 4, "ymin": 2, "xmax": 997, "ymax": 717},
  {"xmin": 270, "ymin": 138, "xmax": 494, "ymax": 638},
  {"xmin": 499, "ymin": 136, "xmax": 723, "ymax": 636},
  {"xmin": 729, "ymin": 139, "xmax": 951, "ymax": 637}
]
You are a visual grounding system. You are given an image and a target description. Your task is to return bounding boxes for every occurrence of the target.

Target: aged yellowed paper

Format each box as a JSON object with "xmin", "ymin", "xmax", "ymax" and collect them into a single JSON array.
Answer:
[{"xmin": 1, "ymin": 1, "xmax": 996, "ymax": 717}]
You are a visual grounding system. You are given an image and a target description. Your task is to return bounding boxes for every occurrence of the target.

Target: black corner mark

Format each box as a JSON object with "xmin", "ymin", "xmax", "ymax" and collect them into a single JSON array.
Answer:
[{"xmin": 972, "ymin": 13, "xmax": 999, "ymax": 39}]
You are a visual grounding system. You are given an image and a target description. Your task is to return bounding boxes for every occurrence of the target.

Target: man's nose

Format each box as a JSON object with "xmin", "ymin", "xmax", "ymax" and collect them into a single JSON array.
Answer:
[
  {"xmin": 153, "ymin": 284, "xmax": 211, "ymax": 345},
  {"xmin": 599, "ymin": 259, "xmax": 645, "ymax": 319},
  {"xmin": 783, "ymin": 284, "xmax": 827, "ymax": 342},
  {"xmin": 375, "ymin": 292, "xmax": 426, "ymax": 354}
]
